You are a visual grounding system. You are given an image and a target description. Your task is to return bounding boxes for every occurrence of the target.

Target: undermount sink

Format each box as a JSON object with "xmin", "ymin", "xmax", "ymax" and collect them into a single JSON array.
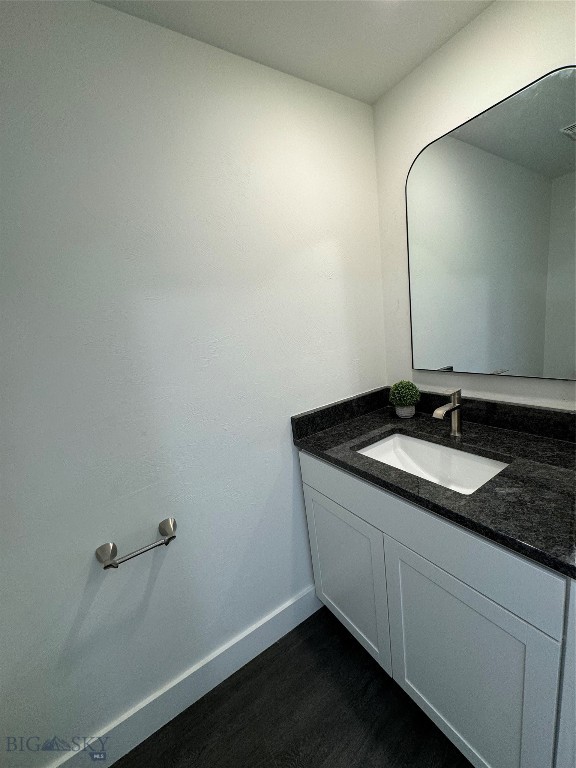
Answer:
[{"xmin": 357, "ymin": 433, "xmax": 508, "ymax": 495}]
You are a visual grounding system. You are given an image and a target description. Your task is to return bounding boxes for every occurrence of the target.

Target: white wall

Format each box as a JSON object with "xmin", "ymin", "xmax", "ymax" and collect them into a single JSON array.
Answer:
[
  {"xmin": 0, "ymin": 2, "xmax": 385, "ymax": 765},
  {"xmin": 374, "ymin": 0, "xmax": 576, "ymax": 408},
  {"xmin": 408, "ymin": 136, "xmax": 551, "ymax": 376},
  {"xmin": 544, "ymin": 172, "xmax": 576, "ymax": 379}
]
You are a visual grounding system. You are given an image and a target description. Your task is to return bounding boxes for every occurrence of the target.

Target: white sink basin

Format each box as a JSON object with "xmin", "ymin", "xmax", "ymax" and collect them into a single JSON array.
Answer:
[{"xmin": 358, "ymin": 433, "xmax": 508, "ymax": 495}]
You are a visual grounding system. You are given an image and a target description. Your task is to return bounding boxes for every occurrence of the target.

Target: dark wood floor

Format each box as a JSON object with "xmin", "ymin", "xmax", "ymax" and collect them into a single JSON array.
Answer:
[{"xmin": 113, "ymin": 608, "xmax": 473, "ymax": 768}]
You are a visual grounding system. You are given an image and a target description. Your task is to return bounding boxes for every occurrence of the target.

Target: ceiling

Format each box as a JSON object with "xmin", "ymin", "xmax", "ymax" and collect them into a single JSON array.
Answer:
[{"xmin": 95, "ymin": 0, "xmax": 492, "ymax": 104}]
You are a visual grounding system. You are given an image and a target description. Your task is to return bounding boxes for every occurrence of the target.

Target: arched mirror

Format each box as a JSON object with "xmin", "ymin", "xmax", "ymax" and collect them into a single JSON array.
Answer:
[{"xmin": 406, "ymin": 67, "xmax": 575, "ymax": 380}]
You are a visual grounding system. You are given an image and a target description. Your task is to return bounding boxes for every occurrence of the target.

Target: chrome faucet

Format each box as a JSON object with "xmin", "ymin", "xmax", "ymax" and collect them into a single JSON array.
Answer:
[{"xmin": 433, "ymin": 389, "xmax": 462, "ymax": 437}]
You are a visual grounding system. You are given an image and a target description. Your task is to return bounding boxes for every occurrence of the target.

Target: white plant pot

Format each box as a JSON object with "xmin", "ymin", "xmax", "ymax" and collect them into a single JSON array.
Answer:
[{"xmin": 395, "ymin": 405, "xmax": 415, "ymax": 419}]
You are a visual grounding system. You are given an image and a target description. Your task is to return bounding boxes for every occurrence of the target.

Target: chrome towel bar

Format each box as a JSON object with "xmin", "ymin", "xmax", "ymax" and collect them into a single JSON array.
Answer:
[{"xmin": 95, "ymin": 518, "xmax": 177, "ymax": 570}]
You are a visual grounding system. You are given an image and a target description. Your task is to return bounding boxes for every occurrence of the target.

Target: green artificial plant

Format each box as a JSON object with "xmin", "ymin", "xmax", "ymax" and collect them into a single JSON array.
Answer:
[{"xmin": 389, "ymin": 380, "xmax": 420, "ymax": 407}]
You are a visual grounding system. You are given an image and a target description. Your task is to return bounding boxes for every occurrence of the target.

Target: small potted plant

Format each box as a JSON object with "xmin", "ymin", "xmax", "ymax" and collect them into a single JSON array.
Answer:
[{"xmin": 389, "ymin": 380, "xmax": 420, "ymax": 419}]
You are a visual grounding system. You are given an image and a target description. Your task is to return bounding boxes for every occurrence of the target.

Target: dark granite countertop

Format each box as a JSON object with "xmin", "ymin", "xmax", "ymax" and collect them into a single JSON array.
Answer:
[{"xmin": 293, "ymin": 401, "xmax": 576, "ymax": 579}]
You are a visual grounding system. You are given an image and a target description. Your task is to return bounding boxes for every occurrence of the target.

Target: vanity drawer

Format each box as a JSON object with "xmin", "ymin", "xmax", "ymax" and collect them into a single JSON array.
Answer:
[{"xmin": 299, "ymin": 451, "xmax": 566, "ymax": 640}]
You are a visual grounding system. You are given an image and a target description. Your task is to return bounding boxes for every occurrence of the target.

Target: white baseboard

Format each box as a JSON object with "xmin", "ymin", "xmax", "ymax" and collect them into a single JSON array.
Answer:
[{"xmin": 50, "ymin": 586, "xmax": 321, "ymax": 768}]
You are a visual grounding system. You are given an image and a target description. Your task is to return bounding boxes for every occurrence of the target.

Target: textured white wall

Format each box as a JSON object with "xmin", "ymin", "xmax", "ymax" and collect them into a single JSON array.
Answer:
[
  {"xmin": 408, "ymin": 136, "xmax": 551, "ymax": 377},
  {"xmin": 0, "ymin": 2, "xmax": 384, "ymax": 764},
  {"xmin": 544, "ymin": 172, "xmax": 576, "ymax": 379},
  {"xmin": 374, "ymin": 0, "xmax": 576, "ymax": 408}
]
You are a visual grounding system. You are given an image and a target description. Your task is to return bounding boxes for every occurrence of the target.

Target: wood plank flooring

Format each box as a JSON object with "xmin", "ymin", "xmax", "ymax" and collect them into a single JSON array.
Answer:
[{"xmin": 113, "ymin": 607, "xmax": 473, "ymax": 768}]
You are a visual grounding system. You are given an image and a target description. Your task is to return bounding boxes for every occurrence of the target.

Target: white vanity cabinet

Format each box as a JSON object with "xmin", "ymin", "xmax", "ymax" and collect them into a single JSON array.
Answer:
[{"xmin": 299, "ymin": 451, "xmax": 568, "ymax": 768}]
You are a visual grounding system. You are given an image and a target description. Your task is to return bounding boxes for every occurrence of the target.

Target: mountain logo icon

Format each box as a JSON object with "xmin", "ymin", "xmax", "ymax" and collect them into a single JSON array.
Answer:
[{"xmin": 41, "ymin": 736, "xmax": 72, "ymax": 751}]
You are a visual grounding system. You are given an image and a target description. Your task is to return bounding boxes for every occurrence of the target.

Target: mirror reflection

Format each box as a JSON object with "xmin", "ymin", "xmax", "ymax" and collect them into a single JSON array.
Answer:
[{"xmin": 407, "ymin": 67, "xmax": 575, "ymax": 380}]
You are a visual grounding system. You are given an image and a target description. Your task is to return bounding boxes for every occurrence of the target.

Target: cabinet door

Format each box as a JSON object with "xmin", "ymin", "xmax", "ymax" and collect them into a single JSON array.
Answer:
[
  {"xmin": 385, "ymin": 535, "xmax": 561, "ymax": 768},
  {"xmin": 303, "ymin": 485, "xmax": 391, "ymax": 674},
  {"xmin": 556, "ymin": 579, "xmax": 575, "ymax": 768}
]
